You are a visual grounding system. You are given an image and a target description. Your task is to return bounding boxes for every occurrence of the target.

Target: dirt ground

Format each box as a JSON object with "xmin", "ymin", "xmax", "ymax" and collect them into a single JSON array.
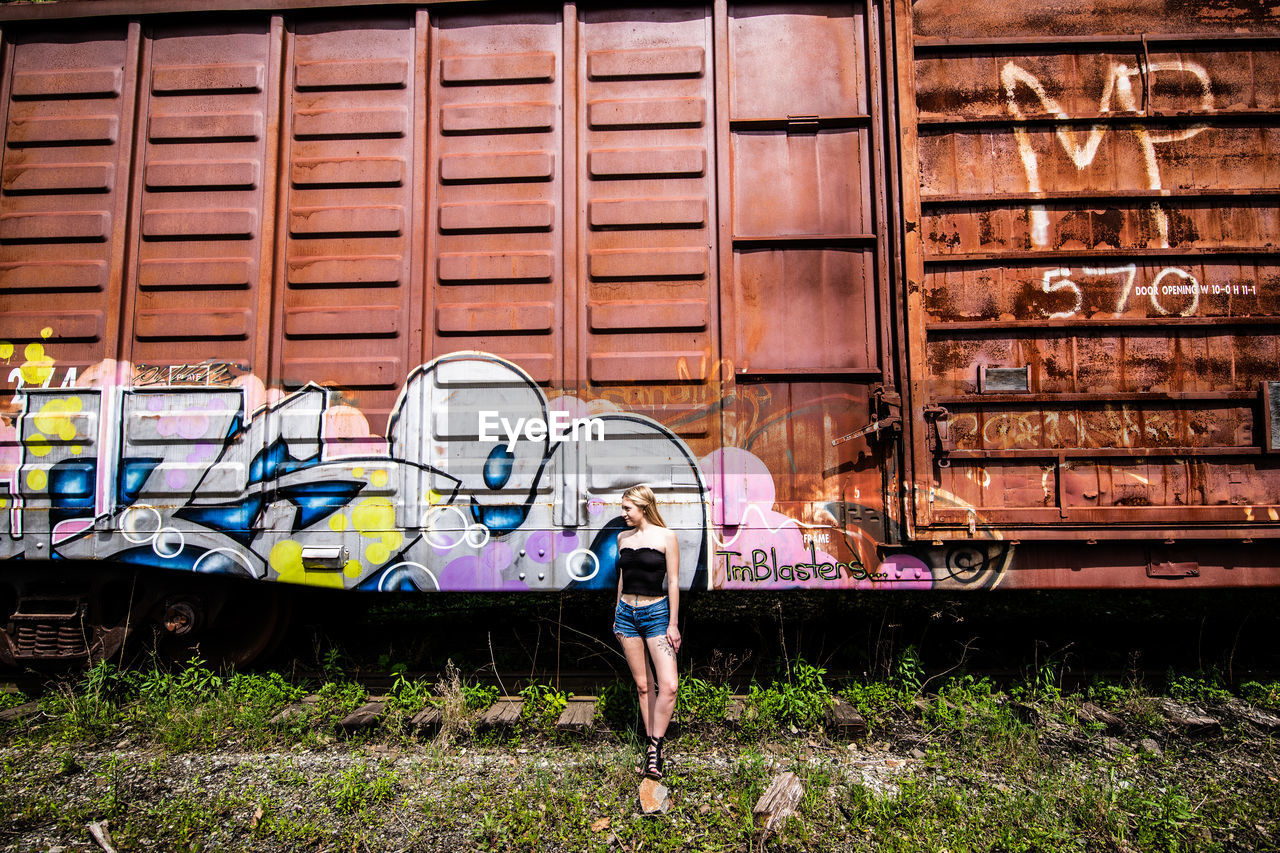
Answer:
[{"xmin": 4, "ymin": 693, "xmax": 1278, "ymax": 853}]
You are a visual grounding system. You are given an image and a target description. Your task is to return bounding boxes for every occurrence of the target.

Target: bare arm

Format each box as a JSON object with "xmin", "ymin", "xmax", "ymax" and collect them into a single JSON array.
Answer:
[{"xmin": 665, "ymin": 528, "xmax": 681, "ymax": 652}]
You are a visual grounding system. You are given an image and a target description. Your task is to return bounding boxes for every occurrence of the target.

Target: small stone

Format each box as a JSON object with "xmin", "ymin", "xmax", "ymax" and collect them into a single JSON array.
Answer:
[
  {"xmin": 640, "ymin": 778, "xmax": 670, "ymax": 814},
  {"xmin": 909, "ymin": 748, "xmax": 926, "ymax": 760},
  {"xmin": 1137, "ymin": 738, "xmax": 1162, "ymax": 758},
  {"xmin": 1101, "ymin": 737, "xmax": 1123, "ymax": 755}
]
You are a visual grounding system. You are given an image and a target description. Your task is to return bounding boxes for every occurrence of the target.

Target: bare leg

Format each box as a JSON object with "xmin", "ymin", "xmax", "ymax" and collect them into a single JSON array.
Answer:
[
  {"xmin": 643, "ymin": 634, "xmax": 679, "ymax": 738},
  {"xmin": 618, "ymin": 634, "xmax": 654, "ymax": 736}
]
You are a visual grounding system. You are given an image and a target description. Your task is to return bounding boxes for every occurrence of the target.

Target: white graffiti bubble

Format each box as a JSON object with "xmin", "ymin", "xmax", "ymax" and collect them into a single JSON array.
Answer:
[
  {"xmin": 192, "ymin": 547, "xmax": 260, "ymax": 578},
  {"xmin": 378, "ymin": 561, "xmax": 440, "ymax": 592},
  {"xmin": 565, "ymin": 548, "xmax": 600, "ymax": 583},
  {"xmin": 465, "ymin": 524, "xmax": 491, "ymax": 550},
  {"xmin": 152, "ymin": 527, "xmax": 184, "ymax": 559},
  {"xmin": 120, "ymin": 506, "xmax": 162, "ymax": 544},
  {"xmin": 424, "ymin": 504, "xmax": 470, "ymax": 550}
]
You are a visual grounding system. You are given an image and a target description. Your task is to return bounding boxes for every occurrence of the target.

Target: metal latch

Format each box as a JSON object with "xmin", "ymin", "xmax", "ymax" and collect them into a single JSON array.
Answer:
[
  {"xmin": 922, "ymin": 404, "xmax": 954, "ymax": 466},
  {"xmin": 786, "ymin": 115, "xmax": 820, "ymax": 134},
  {"xmin": 832, "ymin": 385, "xmax": 902, "ymax": 446},
  {"xmin": 301, "ymin": 546, "xmax": 349, "ymax": 570}
]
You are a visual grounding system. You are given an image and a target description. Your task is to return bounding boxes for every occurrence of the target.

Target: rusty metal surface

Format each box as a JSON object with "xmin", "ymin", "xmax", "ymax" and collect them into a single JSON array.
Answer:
[
  {"xmin": 0, "ymin": 0, "xmax": 1276, "ymax": 608},
  {"xmin": 901, "ymin": 0, "xmax": 1280, "ymax": 552}
]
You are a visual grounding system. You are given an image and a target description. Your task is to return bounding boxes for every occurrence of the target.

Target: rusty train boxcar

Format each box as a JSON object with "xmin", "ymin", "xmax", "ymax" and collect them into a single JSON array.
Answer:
[{"xmin": 0, "ymin": 0, "xmax": 1276, "ymax": 665}]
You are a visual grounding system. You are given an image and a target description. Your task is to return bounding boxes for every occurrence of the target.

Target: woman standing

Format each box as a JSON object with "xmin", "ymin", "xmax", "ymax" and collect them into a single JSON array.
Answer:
[{"xmin": 613, "ymin": 484, "xmax": 682, "ymax": 780}]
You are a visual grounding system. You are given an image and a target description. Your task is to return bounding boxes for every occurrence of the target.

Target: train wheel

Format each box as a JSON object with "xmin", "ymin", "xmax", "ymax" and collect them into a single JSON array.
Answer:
[{"xmin": 150, "ymin": 584, "xmax": 291, "ymax": 670}]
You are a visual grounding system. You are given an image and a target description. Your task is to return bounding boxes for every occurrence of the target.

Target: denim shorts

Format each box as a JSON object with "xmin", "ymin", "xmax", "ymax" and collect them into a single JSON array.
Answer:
[{"xmin": 613, "ymin": 597, "xmax": 669, "ymax": 640}]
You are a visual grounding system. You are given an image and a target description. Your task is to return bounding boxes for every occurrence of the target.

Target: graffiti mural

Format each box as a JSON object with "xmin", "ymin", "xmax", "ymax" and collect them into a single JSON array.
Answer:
[
  {"xmin": 1, "ymin": 353, "xmax": 715, "ymax": 592},
  {"xmin": 0, "ymin": 337, "xmax": 1013, "ymax": 592}
]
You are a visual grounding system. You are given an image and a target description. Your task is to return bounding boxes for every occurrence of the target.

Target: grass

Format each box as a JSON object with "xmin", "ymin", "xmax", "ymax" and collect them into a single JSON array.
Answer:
[{"xmin": 2, "ymin": 660, "xmax": 1279, "ymax": 851}]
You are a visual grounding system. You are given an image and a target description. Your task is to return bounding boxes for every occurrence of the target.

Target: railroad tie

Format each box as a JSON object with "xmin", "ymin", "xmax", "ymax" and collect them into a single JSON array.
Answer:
[
  {"xmin": 270, "ymin": 694, "xmax": 320, "ymax": 726},
  {"xmin": 410, "ymin": 705, "xmax": 442, "ymax": 735},
  {"xmin": 338, "ymin": 699, "xmax": 387, "ymax": 731},
  {"xmin": 477, "ymin": 696, "xmax": 523, "ymax": 731},
  {"xmin": 0, "ymin": 701, "xmax": 40, "ymax": 724},
  {"xmin": 724, "ymin": 698, "xmax": 745, "ymax": 728},
  {"xmin": 554, "ymin": 697, "xmax": 597, "ymax": 734},
  {"xmin": 826, "ymin": 697, "xmax": 868, "ymax": 738}
]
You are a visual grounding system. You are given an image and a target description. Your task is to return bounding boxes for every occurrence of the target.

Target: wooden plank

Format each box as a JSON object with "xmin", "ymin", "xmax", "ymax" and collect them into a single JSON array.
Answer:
[
  {"xmin": 1078, "ymin": 701, "xmax": 1123, "ymax": 729},
  {"xmin": 269, "ymin": 702, "xmax": 312, "ymax": 725},
  {"xmin": 554, "ymin": 697, "xmax": 596, "ymax": 733},
  {"xmin": 478, "ymin": 697, "xmax": 522, "ymax": 730},
  {"xmin": 1156, "ymin": 699, "xmax": 1222, "ymax": 737},
  {"xmin": 753, "ymin": 771, "xmax": 804, "ymax": 831},
  {"xmin": 410, "ymin": 706, "xmax": 442, "ymax": 733},
  {"xmin": 826, "ymin": 697, "xmax": 868, "ymax": 738},
  {"xmin": 0, "ymin": 701, "xmax": 40, "ymax": 723},
  {"xmin": 337, "ymin": 700, "xmax": 386, "ymax": 731}
]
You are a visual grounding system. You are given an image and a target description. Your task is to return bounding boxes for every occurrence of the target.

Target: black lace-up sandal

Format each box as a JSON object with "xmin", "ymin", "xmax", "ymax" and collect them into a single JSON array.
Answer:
[{"xmin": 644, "ymin": 735, "xmax": 664, "ymax": 780}]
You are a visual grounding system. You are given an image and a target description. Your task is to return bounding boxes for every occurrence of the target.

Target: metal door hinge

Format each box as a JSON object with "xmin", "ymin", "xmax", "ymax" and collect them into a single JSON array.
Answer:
[{"xmin": 922, "ymin": 404, "xmax": 954, "ymax": 466}]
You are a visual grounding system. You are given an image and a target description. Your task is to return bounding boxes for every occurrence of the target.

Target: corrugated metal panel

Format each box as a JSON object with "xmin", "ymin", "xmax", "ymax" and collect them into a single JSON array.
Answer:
[
  {"xmin": 429, "ymin": 9, "xmax": 564, "ymax": 387},
  {"xmin": 0, "ymin": 25, "xmax": 137, "ymax": 395},
  {"xmin": 279, "ymin": 14, "xmax": 418, "ymax": 431},
  {"xmin": 902, "ymin": 4, "xmax": 1280, "ymax": 540},
  {"xmin": 128, "ymin": 20, "xmax": 273, "ymax": 381},
  {"xmin": 579, "ymin": 5, "xmax": 718, "ymax": 421}
]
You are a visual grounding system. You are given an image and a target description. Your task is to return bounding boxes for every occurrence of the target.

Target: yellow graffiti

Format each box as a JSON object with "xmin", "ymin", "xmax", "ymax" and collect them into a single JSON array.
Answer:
[
  {"xmin": 21, "ymin": 342, "xmax": 55, "ymax": 386},
  {"xmin": 269, "ymin": 540, "xmax": 303, "ymax": 574},
  {"xmin": 351, "ymin": 496, "xmax": 394, "ymax": 531},
  {"xmin": 269, "ymin": 539, "xmax": 344, "ymax": 589},
  {"xmin": 26, "ymin": 469, "xmax": 47, "ymax": 491},
  {"xmin": 329, "ymin": 514, "xmax": 348, "ymax": 532},
  {"xmin": 34, "ymin": 397, "xmax": 82, "ymax": 439},
  {"xmin": 426, "ymin": 489, "xmax": 445, "ymax": 505},
  {"xmin": 371, "ymin": 469, "xmax": 388, "ymax": 488},
  {"xmin": 0, "ymin": 342, "xmax": 12, "ymax": 360},
  {"xmin": 343, "ymin": 559, "xmax": 363, "ymax": 579},
  {"xmin": 349, "ymin": 496, "xmax": 403, "ymax": 566},
  {"xmin": 26, "ymin": 397, "xmax": 84, "ymax": 457}
]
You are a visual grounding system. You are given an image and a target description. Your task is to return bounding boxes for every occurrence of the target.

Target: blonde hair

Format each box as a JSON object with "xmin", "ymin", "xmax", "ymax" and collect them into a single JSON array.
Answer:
[{"xmin": 621, "ymin": 484, "xmax": 667, "ymax": 528}]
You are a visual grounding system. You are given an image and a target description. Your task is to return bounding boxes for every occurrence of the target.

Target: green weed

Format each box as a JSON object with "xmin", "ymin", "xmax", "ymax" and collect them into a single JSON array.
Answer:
[
  {"xmin": 894, "ymin": 645, "xmax": 925, "ymax": 695},
  {"xmin": 1241, "ymin": 680, "xmax": 1280, "ymax": 711},
  {"xmin": 740, "ymin": 658, "xmax": 833, "ymax": 736},
  {"xmin": 1168, "ymin": 671, "xmax": 1232, "ymax": 705},
  {"xmin": 838, "ymin": 679, "xmax": 906, "ymax": 727},
  {"xmin": 387, "ymin": 669, "xmax": 434, "ymax": 715},
  {"xmin": 317, "ymin": 760, "xmax": 400, "ymax": 814},
  {"xmin": 675, "ymin": 675, "xmax": 731, "ymax": 725},
  {"xmin": 597, "ymin": 678, "xmax": 640, "ymax": 736},
  {"xmin": 519, "ymin": 682, "xmax": 570, "ymax": 727}
]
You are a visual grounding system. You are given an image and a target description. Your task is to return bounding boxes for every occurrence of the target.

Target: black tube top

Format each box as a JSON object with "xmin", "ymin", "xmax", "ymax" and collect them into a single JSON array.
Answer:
[{"xmin": 619, "ymin": 547, "xmax": 667, "ymax": 597}]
